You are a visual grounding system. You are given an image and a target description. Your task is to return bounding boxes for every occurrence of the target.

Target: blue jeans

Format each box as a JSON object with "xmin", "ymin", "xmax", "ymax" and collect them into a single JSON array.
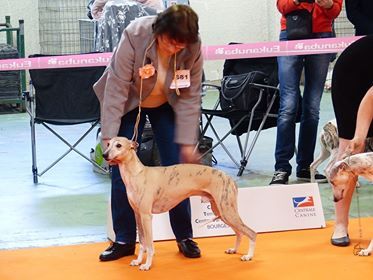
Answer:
[
  {"xmin": 111, "ymin": 103, "xmax": 193, "ymax": 243},
  {"xmin": 274, "ymin": 31, "xmax": 332, "ymax": 174}
]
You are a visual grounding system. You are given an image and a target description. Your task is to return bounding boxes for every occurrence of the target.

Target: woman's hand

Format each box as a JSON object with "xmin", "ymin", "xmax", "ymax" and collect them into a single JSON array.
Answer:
[
  {"xmin": 344, "ymin": 137, "xmax": 366, "ymax": 157},
  {"xmin": 180, "ymin": 144, "xmax": 200, "ymax": 164},
  {"xmin": 316, "ymin": 0, "xmax": 334, "ymax": 9},
  {"xmin": 102, "ymin": 138, "xmax": 111, "ymax": 152}
]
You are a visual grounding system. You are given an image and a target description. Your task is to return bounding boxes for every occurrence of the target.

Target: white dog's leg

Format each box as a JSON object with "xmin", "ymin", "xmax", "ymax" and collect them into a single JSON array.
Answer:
[
  {"xmin": 241, "ymin": 238, "xmax": 256, "ymax": 261},
  {"xmin": 225, "ymin": 231, "xmax": 242, "ymax": 254},
  {"xmin": 311, "ymin": 146, "xmax": 330, "ymax": 183},
  {"xmin": 139, "ymin": 214, "xmax": 154, "ymax": 271},
  {"xmin": 358, "ymin": 240, "xmax": 373, "ymax": 256}
]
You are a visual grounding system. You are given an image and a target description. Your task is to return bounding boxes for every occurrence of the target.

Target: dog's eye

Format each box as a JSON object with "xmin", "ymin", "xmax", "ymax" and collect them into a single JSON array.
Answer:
[{"xmin": 116, "ymin": 143, "xmax": 122, "ymax": 148}]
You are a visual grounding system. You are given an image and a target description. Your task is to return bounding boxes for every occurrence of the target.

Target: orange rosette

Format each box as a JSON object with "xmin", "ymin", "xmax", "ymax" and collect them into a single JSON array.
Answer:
[{"xmin": 139, "ymin": 64, "xmax": 155, "ymax": 79}]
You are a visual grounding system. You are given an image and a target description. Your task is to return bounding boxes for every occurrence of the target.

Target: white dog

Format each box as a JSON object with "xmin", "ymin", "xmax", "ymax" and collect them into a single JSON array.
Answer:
[
  {"xmin": 329, "ymin": 152, "xmax": 373, "ymax": 256},
  {"xmin": 310, "ymin": 119, "xmax": 373, "ymax": 182},
  {"xmin": 103, "ymin": 137, "xmax": 257, "ymax": 270}
]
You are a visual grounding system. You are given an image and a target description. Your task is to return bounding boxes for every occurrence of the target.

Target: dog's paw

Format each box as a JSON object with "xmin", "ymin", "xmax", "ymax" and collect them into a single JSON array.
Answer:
[
  {"xmin": 225, "ymin": 248, "xmax": 237, "ymax": 254},
  {"xmin": 241, "ymin": 254, "xmax": 253, "ymax": 261},
  {"xmin": 139, "ymin": 264, "xmax": 151, "ymax": 271},
  {"xmin": 130, "ymin": 259, "xmax": 141, "ymax": 266},
  {"xmin": 358, "ymin": 249, "xmax": 371, "ymax": 256}
]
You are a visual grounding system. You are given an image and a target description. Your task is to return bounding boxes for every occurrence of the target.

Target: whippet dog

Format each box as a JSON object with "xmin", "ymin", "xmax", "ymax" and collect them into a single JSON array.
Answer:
[
  {"xmin": 311, "ymin": 119, "xmax": 373, "ymax": 182},
  {"xmin": 330, "ymin": 152, "xmax": 373, "ymax": 256},
  {"xmin": 103, "ymin": 137, "xmax": 257, "ymax": 270}
]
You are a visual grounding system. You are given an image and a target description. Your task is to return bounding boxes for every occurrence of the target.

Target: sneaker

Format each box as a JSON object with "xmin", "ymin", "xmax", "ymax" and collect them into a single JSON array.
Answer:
[
  {"xmin": 99, "ymin": 242, "xmax": 136, "ymax": 261},
  {"xmin": 296, "ymin": 168, "xmax": 327, "ymax": 183},
  {"xmin": 269, "ymin": 170, "xmax": 289, "ymax": 185}
]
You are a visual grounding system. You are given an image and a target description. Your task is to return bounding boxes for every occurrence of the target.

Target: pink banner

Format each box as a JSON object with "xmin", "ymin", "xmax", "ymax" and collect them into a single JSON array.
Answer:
[
  {"xmin": 203, "ymin": 36, "xmax": 360, "ymax": 60},
  {"xmin": 0, "ymin": 36, "xmax": 361, "ymax": 71}
]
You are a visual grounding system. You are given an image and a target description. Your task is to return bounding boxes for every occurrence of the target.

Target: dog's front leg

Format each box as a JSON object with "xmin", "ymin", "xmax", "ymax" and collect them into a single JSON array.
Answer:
[
  {"xmin": 358, "ymin": 240, "xmax": 373, "ymax": 256},
  {"xmin": 130, "ymin": 213, "xmax": 145, "ymax": 267},
  {"xmin": 139, "ymin": 213, "xmax": 154, "ymax": 271}
]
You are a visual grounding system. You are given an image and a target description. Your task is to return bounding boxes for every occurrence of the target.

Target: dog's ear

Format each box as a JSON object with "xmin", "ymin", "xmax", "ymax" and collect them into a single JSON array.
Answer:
[
  {"xmin": 130, "ymin": 141, "xmax": 139, "ymax": 150},
  {"xmin": 338, "ymin": 161, "xmax": 351, "ymax": 172}
]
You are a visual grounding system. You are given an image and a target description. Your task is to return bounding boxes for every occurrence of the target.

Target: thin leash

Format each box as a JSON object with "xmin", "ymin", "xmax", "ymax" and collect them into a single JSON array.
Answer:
[
  {"xmin": 131, "ymin": 39, "xmax": 156, "ymax": 144},
  {"xmin": 132, "ymin": 40, "xmax": 179, "ymax": 144},
  {"xmin": 353, "ymin": 184, "xmax": 364, "ymax": 255}
]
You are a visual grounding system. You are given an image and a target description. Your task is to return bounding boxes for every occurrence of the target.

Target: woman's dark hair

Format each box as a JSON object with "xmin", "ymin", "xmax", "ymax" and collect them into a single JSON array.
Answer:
[{"xmin": 152, "ymin": 4, "xmax": 199, "ymax": 45}]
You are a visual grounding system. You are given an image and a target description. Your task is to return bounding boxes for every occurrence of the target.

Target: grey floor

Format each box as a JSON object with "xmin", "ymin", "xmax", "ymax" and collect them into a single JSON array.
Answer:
[{"xmin": 0, "ymin": 89, "xmax": 372, "ymax": 250}]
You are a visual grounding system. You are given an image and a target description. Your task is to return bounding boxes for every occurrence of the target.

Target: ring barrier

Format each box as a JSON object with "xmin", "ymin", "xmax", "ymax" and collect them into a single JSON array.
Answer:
[{"xmin": 0, "ymin": 36, "xmax": 361, "ymax": 71}]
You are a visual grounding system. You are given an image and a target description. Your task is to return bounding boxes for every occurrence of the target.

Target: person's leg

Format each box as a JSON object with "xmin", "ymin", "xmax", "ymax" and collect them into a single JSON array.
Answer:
[
  {"xmin": 100, "ymin": 108, "xmax": 147, "ymax": 261},
  {"xmin": 296, "ymin": 53, "xmax": 330, "ymax": 175},
  {"xmin": 148, "ymin": 104, "xmax": 200, "ymax": 258},
  {"xmin": 147, "ymin": 104, "xmax": 193, "ymax": 241},
  {"xmin": 274, "ymin": 54, "xmax": 303, "ymax": 175},
  {"xmin": 332, "ymin": 138, "xmax": 354, "ymax": 240}
]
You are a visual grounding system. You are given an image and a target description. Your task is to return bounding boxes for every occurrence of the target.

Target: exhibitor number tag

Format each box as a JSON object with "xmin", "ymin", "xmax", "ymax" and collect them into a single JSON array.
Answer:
[{"xmin": 170, "ymin": 69, "xmax": 190, "ymax": 89}]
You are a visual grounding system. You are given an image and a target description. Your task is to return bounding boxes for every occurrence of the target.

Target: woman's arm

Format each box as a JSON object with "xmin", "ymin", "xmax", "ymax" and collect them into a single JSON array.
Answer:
[
  {"xmin": 346, "ymin": 86, "xmax": 373, "ymax": 154},
  {"xmin": 91, "ymin": 0, "xmax": 108, "ymax": 19}
]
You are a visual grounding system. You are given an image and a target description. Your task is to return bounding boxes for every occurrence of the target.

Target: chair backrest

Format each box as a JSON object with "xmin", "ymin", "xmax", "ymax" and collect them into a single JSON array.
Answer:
[
  {"xmin": 29, "ymin": 54, "xmax": 105, "ymax": 125},
  {"xmin": 223, "ymin": 43, "xmax": 279, "ymax": 87},
  {"xmin": 220, "ymin": 46, "xmax": 280, "ymax": 134}
]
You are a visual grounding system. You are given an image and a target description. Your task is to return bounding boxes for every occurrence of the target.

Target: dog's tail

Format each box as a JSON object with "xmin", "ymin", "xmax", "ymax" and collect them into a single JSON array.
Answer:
[{"xmin": 198, "ymin": 216, "xmax": 222, "ymax": 228}]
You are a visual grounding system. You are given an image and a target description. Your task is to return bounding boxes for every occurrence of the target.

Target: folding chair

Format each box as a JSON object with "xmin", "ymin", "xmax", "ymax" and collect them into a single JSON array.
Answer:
[
  {"xmin": 199, "ymin": 55, "xmax": 280, "ymax": 176},
  {"xmin": 24, "ymin": 54, "xmax": 106, "ymax": 183}
]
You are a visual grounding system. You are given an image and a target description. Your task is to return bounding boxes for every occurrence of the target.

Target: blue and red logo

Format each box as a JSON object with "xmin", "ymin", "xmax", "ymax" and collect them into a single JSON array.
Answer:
[{"xmin": 292, "ymin": 196, "xmax": 314, "ymax": 208}]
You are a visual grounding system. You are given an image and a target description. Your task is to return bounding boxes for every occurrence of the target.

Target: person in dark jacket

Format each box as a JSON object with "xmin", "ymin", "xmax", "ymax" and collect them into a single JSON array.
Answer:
[{"xmin": 346, "ymin": 0, "xmax": 373, "ymax": 35}]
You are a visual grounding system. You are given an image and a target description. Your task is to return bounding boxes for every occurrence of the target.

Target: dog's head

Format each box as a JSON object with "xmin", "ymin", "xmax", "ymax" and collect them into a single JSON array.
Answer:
[
  {"xmin": 329, "ymin": 160, "xmax": 357, "ymax": 202},
  {"xmin": 103, "ymin": 137, "xmax": 138, "ymax": 165}
]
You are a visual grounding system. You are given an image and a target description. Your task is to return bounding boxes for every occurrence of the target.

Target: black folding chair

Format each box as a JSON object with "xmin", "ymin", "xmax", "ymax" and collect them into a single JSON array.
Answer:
[
  {"xmin": 24, "ymin": 54, "xmax": 106, "ymax": 183},
  {"xmin": 199, "ymin": 55, "xmax": 280, "ymax": 176}
]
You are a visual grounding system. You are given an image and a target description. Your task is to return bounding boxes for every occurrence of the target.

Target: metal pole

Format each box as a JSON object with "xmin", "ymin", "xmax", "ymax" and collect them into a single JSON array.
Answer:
[
  {"xmin": 5, "ymin": 16, "xmax": 13, "ymax": 46},
  {"xmin": 18, "ymin": 19, "xmax": 26, "ymax": 92}
]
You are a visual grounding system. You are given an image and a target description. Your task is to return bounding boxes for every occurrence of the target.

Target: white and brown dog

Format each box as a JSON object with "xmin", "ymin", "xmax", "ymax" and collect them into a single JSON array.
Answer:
[
  {"xmin": 103, "ymin": 137, "xmax": 257, "ymax": 270},
  {"xmin": 310, "ymin": 119, "xmax": 373, "ymax": 182},
  {"xmin": 329, "ymin": 152, "xmax": 373, "ymax": 256}
]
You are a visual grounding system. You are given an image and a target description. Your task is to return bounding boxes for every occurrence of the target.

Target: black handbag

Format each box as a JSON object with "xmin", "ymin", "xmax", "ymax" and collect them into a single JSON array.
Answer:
[
  {"xmin": 220, "ymin": 71, "xmax": 270, "ymax": 136},
  {"xmin": 220, "ymin": 71, "xmax": 268, "ymax": 112},
  {"xmin": 286, "ymin": 9, "xmax": 313, "ymax": 40}
]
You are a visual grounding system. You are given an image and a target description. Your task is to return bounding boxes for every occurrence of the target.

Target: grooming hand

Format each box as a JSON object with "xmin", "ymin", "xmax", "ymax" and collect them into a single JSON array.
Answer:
[{"xmin": 180, "ymin": 144, "xmax": 200, "ymax": 163}]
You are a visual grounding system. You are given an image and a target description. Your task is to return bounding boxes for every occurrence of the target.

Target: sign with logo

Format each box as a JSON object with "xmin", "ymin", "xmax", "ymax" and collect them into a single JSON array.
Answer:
[{"xmin": 107, "ymin": 183, "xmax": 325, "ymax": 241}]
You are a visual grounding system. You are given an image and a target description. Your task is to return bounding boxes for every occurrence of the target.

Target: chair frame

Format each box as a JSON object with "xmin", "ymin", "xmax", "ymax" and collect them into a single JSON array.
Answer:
[
  {"xmin": 24, "ymin": 76, "xmax": 108, "ymax": 184},
  {"xmin": 199, "ymin": 82, "xmax": 279, "ymax": 176}
]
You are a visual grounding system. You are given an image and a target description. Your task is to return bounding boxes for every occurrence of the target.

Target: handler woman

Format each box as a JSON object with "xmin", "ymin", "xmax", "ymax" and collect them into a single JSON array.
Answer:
[
  {"xmin": 94, "ymin": 4, "xmax": 203, "ymax": 261},
  {"xmin": 331, "ymin": 35, "xmax": 373, "ymax": 247}
]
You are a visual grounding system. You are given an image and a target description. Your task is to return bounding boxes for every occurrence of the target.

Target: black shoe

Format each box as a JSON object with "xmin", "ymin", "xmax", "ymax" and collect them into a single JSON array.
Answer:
[
  {"xmin": 99, "ymin": 242, "xmax": 136, "ymax": 261},
  {"xmin": 269, "ymin": 170, "xmax": 289, "ymax": 185},
  {"xmin": 177, "ymin": 239, "xmax": 201, "ymax": 258},
  {"xmin": 296, "ymin": 168, "xmax": 327, "ymax": 183},
  {"xmin": 331, "ymin": 235, "xmax": 350, "ymax": 247}
]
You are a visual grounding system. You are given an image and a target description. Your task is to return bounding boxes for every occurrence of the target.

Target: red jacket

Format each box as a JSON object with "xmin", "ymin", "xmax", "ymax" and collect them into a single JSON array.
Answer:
[{"xmin": 277, "ymin": 0, "xmax": 343, "ymax": 33}]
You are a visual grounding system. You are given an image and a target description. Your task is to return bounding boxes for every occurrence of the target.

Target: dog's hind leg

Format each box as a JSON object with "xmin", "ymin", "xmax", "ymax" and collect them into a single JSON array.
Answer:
[
  {"xmin": 225, "ymin": 230, "xmax": 243, "ymax": 254},
  {"xmin": 220, "ymin": 212, "xmax": 257, "ymax": 261},
  {"xmin": 216, "ymin": 195, "xmax": 256, "ymax": 260},
  {"xmin": 358, "ymin": 240, "xmax": 373, "ymax": 256}
]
